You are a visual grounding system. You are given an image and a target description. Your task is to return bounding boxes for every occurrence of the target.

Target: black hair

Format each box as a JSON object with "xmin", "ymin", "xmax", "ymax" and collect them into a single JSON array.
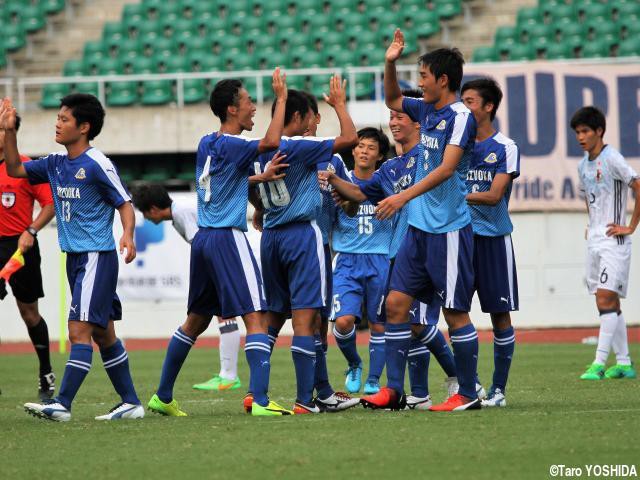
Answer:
[
  {"xmin": 570, "ymin": 106, "xmax": 606, "ymax": 136},
  {"xmin": 271, "ymin": 89, "xmax": 311, "ymax": 126},
  {"xmin": 210, "ymin": 79, "xmax": 244, "ymax": 123},
  {"xmin": 131, "ymin": 184, "xmax": 172, "ymax": 212},
  {"xmin": 401, "ymin": 88, "xmax": 423, "ymax": 99},
  {"xmin": 59, "ymin": 93, "xmax": 105, "ymax": 140},
  {"xmin": 417, "ymin": 48, "xmax": 465, "ymax": 92},
  {"xmin": 357, "ymin": 127, "xmax": 390, "ymax": 159},
  {"xmin": 460, "ymin": 77, "xmax": 503, "ymax": 121},
  {"xmin": 301, "ymin": 91, "xmax": 319, "ymax": 115},
  {"xmin": 15, "ymin": 114, "xmax": 21, "ymax": 131}
]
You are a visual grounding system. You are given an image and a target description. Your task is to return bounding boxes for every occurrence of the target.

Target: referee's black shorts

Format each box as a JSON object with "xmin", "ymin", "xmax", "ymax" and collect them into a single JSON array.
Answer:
[{"xmin": 0, "ymin": 235, "xmax": 45, "ymax": 303}]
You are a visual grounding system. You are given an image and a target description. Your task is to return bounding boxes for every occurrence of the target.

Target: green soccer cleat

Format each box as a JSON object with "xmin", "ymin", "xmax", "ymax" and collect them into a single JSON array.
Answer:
[
  {"xmin": 604, "ymin": 364, "xmax": 637, "ymax": 379},
  {"xmin": 251, "ymin": 400, "xmax": 293, "ymax": 416},
  {"xmin": 192, "ymin": 375, "xmax": 242, "ymax": 391},
  {"xmin": 580, "ymin": 363, "xmax": 605, "ymax": 380},
  {"xmin": 148, "ymin": 394, "xmax": 187, "ymax": 416}
]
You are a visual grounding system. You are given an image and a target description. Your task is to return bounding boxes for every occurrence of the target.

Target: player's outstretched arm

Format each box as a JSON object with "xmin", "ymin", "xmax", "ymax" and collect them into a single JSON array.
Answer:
[
  {"xmin": 607, "ymin": 178, "xmax": 640, "ymax": 237},
  {"xmin": 0, "ymin": 98, "xmax": 27, "ymax": 178},
  {"xmin": 375, "ymin": 144, "xmax": 463, "ymax": 220},
  {"xmin": 384, "ymin": 29, "xmax": 406, "ymax": 113},
  {"xmin": 466, "ymin": 173, "xmax": 512, "ymax": 206},
  {"xmin": 323, "ymin": 76, "xmax": 358, "ymax": 153},
  {"xmin": 258, "ymin": 67, "xmax": 287, "ymax": 153},
  {"xmin": 319, "ymin": 171, "xmax": 366, "ymax": 203},
  {"xmin": 117, "ymin": 202, "xmax": 137, "ymax": 264}
]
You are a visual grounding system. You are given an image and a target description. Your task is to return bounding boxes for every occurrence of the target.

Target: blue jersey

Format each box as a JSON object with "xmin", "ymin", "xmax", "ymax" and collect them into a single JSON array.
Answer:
[
  {"xmin": 317, "ymin": 154, "xmax": 351, "ymax": 245},
  {"xmin": 332, "ymin": 172, "xmax": 393, "ymax": 255},
  {"xmin": 467, "ymin": 131, "xmax": 520, "ymax": 237},
  {"xmin": 196, "ymin": 132, "xmax": 260, "ymax": 231},
  {"xmin": 255, "ymin": 136, "xmax": 334, "ymax": 229},
  {"xmin": 402, "ymin": 98, "xmax": 476, "ymax": 234},
  {"xmin": 360, "ymin": 144, "xmax": 419, "ymax": 258},
  {"xmin": 23, "ymin": 147, "xmax": 130, "ymax": 253}
]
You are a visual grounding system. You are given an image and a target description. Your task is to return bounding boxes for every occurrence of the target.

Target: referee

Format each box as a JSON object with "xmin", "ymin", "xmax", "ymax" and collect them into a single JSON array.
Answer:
[{"xmin": 0, "ymin": 115, "xmax": 56, "ymax": 400}]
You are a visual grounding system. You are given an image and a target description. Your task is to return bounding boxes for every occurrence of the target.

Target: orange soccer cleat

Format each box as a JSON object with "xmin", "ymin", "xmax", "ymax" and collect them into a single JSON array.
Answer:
[{"xmin": 429, "ymin": 393, "xmax": 481, "ymax": 412}]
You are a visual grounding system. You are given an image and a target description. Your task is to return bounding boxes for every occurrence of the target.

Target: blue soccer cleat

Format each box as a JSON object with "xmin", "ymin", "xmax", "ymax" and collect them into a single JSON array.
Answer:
[
  {"xmin": 363, "ymin": 380, "xmax": 380, "ymax": 394},
  {"xmin": 345, "ymin": 364, "xmax": 363, "ymax": 393}
]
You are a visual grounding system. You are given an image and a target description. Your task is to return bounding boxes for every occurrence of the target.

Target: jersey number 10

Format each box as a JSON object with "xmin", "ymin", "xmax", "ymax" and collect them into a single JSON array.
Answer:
[{"xmin": 254, "ymin": 161, "xmax": 291, "ymax": 208}]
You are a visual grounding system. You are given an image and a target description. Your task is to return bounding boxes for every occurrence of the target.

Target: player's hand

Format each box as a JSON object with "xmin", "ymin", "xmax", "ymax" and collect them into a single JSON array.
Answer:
[
  {"xmin": 252, "ymin": 209, "xmax": 264, "ymax": 232},
  {"xmin": 385, "ymin": 29, "xmax": 405, "ymax": 63},
  {"xmin": 606, "ymin": 223, "xmax": 634, "ymax": 237},
  {"xmin": 262, "ymin": 151, "xmax": 288, "ymax": 182},
  {"xmin": 0, "ymin": 97, "xmax": 17, "ymax": 130},
  {"xmin": 323, "ymin": 75, "xmax": 347, "ymax": 108},
  {"xmin": 375, "ymin": 192, "xmax": 407, "ymax": 220},
  {"xmin": 272, "ymin": 67, "xmax": 288, "ymax": 101},
  {"xmin": 17, "ymin": 231, "xmax": 35, "ymax": 253},
  {"xmin": 317, "ymin": 170, "xmax": 334, "ymax": 189},
  {"xmin": 119, "ymin": 234, "xmax": 136, "ymax": 264}
]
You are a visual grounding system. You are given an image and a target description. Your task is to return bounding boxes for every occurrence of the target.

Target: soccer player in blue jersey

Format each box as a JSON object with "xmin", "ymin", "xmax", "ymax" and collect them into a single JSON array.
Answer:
[
  {"xmin": 362, "ymin": 29, "xmax": 480, "ymax": 411},
  {"xmin": 329, "ymin": 127, "xmax": 393, "ymax": 396},
  {"xmin": 148, "ymin": 69, "xmax": 294, "ymax": 417},
  {"xmin": 1, "ymin": 94, "xmax": 143, "ymax": 421},
  {"xmin": 461, "ymin": 78, "xmax": 520, "ymax": 407},
  {"xmin": 253, "ymin": 77, "xmax": 358, "ymax": 414}
]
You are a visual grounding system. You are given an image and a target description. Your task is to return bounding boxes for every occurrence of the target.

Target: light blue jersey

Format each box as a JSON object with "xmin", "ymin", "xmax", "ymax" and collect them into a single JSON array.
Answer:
[
  {"xmin": 332, "ymin": 172, "xmax": 393, "ymax": 255},
  {"xmin": 255, "ymin": 136, "xmax": 334, "ymax": 229},
  {"xmin": 317, "ymin": 154, "xmax": 351, "ymax": 245},
  {"xmin": 360, "ymin": 144, "xmax": 419, "ymax": 258},
  {"xmin": 24, "ymin": 147, "xmax": 130, "ymax": 253},
  {"xmin": 466, "ymin": 131, "xmax": 520, "ymax": 237},
  {"xmin": 402, "ymin": 98, "xmax": 476, "ymax": 234},
  {"xmin": 196, "ymin": 132, "xmax": 260, "ymax": 231}
]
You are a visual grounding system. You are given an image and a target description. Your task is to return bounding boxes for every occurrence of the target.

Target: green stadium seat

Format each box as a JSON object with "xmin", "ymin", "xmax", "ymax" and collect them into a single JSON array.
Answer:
[
  {"xmin": 182, "ymin": 78, "xmax": 207, "ymax": 104},
  {"xmin": 586, "ymin": 21, "xmax": 619, "ymax": 45},
  {"xmin": 267, "ymin": 14, "xmax": 297, "ymax": 32},
  {"xmin": 232, "ymin": 14, "xmax": 264, "ymax": 31},
  {"xmin": 107, "ymin": 81, "xmax": 139, "ymax": 107},
  {"xmin": 349, "ymin": 29, "xmax": 378, "ymax": 47},
  {"xmin": 581, "ymin": 40, "xmax": 612, "ymax": 59},
  {"xmin": 41, "ymin": 0, "xmax": 66, "ymax": 15},
  {"xmin": 141, "ymin": 165, "xmax": 175, "ymax": 182},
  {"xmin": 516, "ymin": 6, "xmax": 542, "ymax": 27},
  {"xmin": 327, "ymin": 0, "xmax": 354, "ymax": 10},
  {"xmin": 115, "ymin": 162, "xmax": 141, "ymax": 183},
  {"xmin": 323, "ymin": 49, "xmax": 357, "ymax": 67},
  {"xmin": 111, "ymin": 38, "xmax": 143, "ymax": 60},
  {"xmin": 41, "ymin": 83, "xmax": 70, "ymax": 109},
  {"xmin": 180, "ymin": 35, "xmax": 211, "ymax": 54},
  {"xmin": 191, "ymin": 3, "xmax": 220, "ymax": 25},
  {"xmin": 543, "ymin": 41, "xmax": 575, "ymax": 60},
  {"xmin": 83, "ymin": 39, "xmax": 108, "ymax": 64},
  {"xmin": 213, "ymin": 36, "xmax": 244, "ymax": 53},
  {"xmin": 3, "ymin": 24, "xmax": 26, "ymax": 52},
  {"xmin": 135, "ymin": 21, "xmax": 163, "ymax": 43},
  {"xmin": 129, "ymin": 56, "xmax": 156, "ymax": 74},
  {"xmin": 154, "ymin": 3, "xmax": 182, "ymax": 21},
  {"xmin": 192, "ymin": 54, "xmax": 222, "ymax": 72},
  {"xmin": 224, "ymin": 53, "xmax": 258, "ymax": 71},
  {"xmin": 360, "ymin": 47, "xmax": 385, "ymax": 65},
  {"xmin": 291, "ymin": 0, "xmax": 321, "ymax": 13},
  {"xmin": 98, "ymin": 57, "xmax": 124, "ymax": 75},
  {"xmin": 164, "ymin": 17, "xmax": 195, "ymax": 39},
  {"xmin": 354, "ymin": 72, "xmax": 374, "ymax": 99},
  {"xmin": 72, "ymin": 82, "xmax": 99, "ymax": 97},
  {"xmin": 577, "ymin": 3, "xmax": 609, "ymax": 22},
  {"xmin": 122, "ymin": 4, "xmax": 148, "ymax": 33},
  {"xmin": 0, "ymin": 51, "xmax": 7, "ymax": 70},
  {"xmin": 333, "ymin": 10, "xmax": 367, "ymax": 30},
  {"xmin": 63, "ymin": 59, "xmax": 85, "ymax": 77},
  {"xmin": 547, "ymin": 4, "xmax": 576, "ymax": 25},
  {"xmin": 403, "ymin": 8, "xmax": 440, "ymax": 38},
  {"xmin": 307, "ymin": 14, "xmax": 333, "ymax": 31},
  {"xmin": 291, "ymin": 49, "xmax": 323, "ymax": 67},
  {"xmin": 218, "ymin": 0, "xmax": 251, "ymax": 12},
  {"xmin": 472, "ymin": 46, "xmax": 498, "ymax": 62},
  {"xmin": 311, "ymin": 74, "xmax": 334, "ymax": 98},
  {"xmin": 146, "ymin": 37, "xmax": 177, "ymax": 58},
  {"xmin": 526, "ymin": 23, "xmax": 555, "ymax": 50},
  {"xmin": 242, "ymin": 29, "xmax": 277, "ymax": 50},
  {"xmin": 175, "ymin": 164, "xmax": 195, "ymax": 182},
  {"xmin": 313, "ymin": 30, "xmax": 347, "ymax": 48},
  {"xmin": 620, "ymin": 19, "xmax": 640, "ymax": 40},
  {"xmin": 557, "ymin": 22, "xmax": 587, "ymax": 48},
  {"xmin": 618, "ymin": 38, "xmax": 640, "ymax": 57},
  {"xmin": 102, "ymin": 22, "xmax": 126, "ymax": 43},
  {"xmin": 256, "ymin": 50, "xmax": 289, "ymax": 69},
  {"xmin": 611, "ymin": 1, "xmax": 640, "ymax": 21},
  {"xmin": 494, "ymin": 26, "xmax": 518, "ymax": 53},
  {"xmin": 283, "ymin": 74, "xmax": 307, "ymax": 90},
  {"xmin": 141, "ymin": 80, "xmax": 174, "ymax": 105},
  {"xmin": 366, "ymin": 6, "xmax": 401, "ymax": 27},
  {"xmin": 433, "ymin": 0, "xmax": 462, "ymax": 20},
  {"xmin": 20, "ymin": 5, "xmax": 46, "ymax": 33},
  {"xmin": 158, "ymin": 56, "xmax": 191, "ymax": 73},
  {"xmin": 278, "ymin": 32, "xmax": 309, "ymax": 51},
  {"xmin": 506, "ymin": 43, "xmax": 535, "ymax": 61}
]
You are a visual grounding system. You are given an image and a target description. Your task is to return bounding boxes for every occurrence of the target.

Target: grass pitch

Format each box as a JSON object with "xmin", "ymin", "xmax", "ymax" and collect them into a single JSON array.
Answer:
[{"xmin": 1, "ymin": 342, "xmax": 638, "ymax": 479}]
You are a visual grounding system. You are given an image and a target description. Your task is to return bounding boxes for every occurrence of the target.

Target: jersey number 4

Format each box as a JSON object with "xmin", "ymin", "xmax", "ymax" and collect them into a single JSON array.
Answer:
[{"xmin": 253, "ymin": 161, "xmax": 291, "ymax": 208}]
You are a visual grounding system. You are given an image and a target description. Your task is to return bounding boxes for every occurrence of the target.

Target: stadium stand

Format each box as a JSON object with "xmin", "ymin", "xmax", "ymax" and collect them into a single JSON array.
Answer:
[{"xmin": 473, "ymin": 0, "xmax": 640, "ymax": 62}]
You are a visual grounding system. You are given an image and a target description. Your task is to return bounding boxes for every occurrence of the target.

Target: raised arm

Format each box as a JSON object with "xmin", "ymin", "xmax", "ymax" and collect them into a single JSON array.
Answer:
[
  {"xmin": 258, "ymin": 68, "xmax": 288, "ymax": 153},
  {"xmin": 466, "ymin": 173, "xmax": 513, "ymax": 206},
  {"xmin": 384, "ymin": 29, "xmax": 406, "ymax": 113},
  {"xmin": 0, "ymin": 98, "xmax": 27, "ymax": 178},
  {"xmin": 323, "ymin": 76, "xmax": 358, "ymax": 153},
  {"xmin": 117, "ymin": 202, "xmax": 137, "ymax": 264}
]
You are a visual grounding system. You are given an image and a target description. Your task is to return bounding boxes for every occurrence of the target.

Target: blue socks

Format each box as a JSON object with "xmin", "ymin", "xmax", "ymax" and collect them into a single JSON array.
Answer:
[
  {"xmin": 492, "ymin": 326, "xmax": 515, "ymax": 392},
  {"xmin": 267, "ymin": 325, "xmax": 279, "ymax": 353},
  {"xmin": 244, "ymin": 333, "xmax": 272, "ymax": 407},
  {"xmin": 57, "ymin": 343, "xmax": 93, "ymax": 410},
  {"xmin": 449, "ymin": 324, "xmax": 479, "ymax": 399},
  {"xmin": 408, "ymin": 338, "xmax": 430, "ymax": 398},
  {"xmin": 333, "ymin": 325, "xmax": 361, "ymax": 367},
  {"xmin": 416, "ymin": 325, "xmax": 457, "ymax": 377},
  {"xmin": 156, "ymin": 327, "xmax": 195, "ymax": 403},
  {"xmin": 100, "ymin": 339, "xmax": 140, "ymax": 405},
  {"xmin": 314, "ymin": 334, "xmax": 334, "ymax": 399},
  {"xmin": 385, "ymin": 322, "xmax": 412, "ymax": 395},
  {"xmin": 367, "ymin": 331, "xmax": 385, "ymax": 383},
  {"xmin": 291, "ymin": 336, "xmax": 316, "ymax": 404}
]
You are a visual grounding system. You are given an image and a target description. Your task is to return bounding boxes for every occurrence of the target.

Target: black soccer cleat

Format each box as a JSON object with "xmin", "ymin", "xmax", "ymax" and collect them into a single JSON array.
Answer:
[{"xmin": 38, "ymin": 372, "xmax": 56, "ymax": 401}]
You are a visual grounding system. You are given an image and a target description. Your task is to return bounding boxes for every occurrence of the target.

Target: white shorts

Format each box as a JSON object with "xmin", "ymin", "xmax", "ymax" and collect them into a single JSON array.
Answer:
[{"xmin": 586, "ymin": 242, "xmax": 631, "ymax": 298}]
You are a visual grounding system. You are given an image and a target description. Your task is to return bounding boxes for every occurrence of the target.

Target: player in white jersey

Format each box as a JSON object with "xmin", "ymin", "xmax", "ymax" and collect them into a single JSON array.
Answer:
[
  {"xmin": 572, "ymin": 106, "xmax": 639, "ymax": 380},
  {"xmin": 132, "ymin": 184, "xmax": 244, "ymax": 392}
]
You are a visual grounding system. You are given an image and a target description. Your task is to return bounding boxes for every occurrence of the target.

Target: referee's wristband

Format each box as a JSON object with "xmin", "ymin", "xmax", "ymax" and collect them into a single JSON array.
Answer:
[{"xmin": 25, "ymin": 227, "xmax": 38, "ymax": 238}]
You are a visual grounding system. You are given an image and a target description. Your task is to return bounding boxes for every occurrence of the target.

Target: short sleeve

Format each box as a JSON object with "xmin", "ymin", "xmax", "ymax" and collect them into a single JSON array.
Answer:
[
  {"xmin": 31, "ymin": 182, "xmax": 54, "ymax": 207},
  {"xmin": 401, "ymin": 97, "xmax": 429, "ymax": 123},
  {"xmin": 92, "ymin": 159, "xmax": 131, "ymax": 208},
  {"xmin": 359, "ymin": 171, "xmax": 385, "ymax": 204},
  {"xmin": 497, "ymin": 143, "xmax": 520, "ymax": 179},
  {"xmin": 448, "ymin": 111, "xmax": 476, "ymax": 149},
  {"xmin": 608, "ymin": 152, "xmax": 638, "ymax": 186},
  {"xmin": 331, "ymin": 154, "xmax": 351, "ymax": 182},
  {"xmin": 222, "ymin": 135, "xmax": 261, "ymax": 170},
  {"xmin": 286, "ymin": 137, "xmax": 335, "ymax": 167},
  {"xmin": 23, "ymin": 156, "xmax": 51, "ymax": 185}
]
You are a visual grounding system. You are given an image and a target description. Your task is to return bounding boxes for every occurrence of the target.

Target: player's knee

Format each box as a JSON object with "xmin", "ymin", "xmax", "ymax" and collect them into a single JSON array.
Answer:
[
  {"xmin": 385, "ymin": 295, "xmax": 408, "ymax": 324},
  {"xmin": 369, "ymin": 322, "xmax": 384, "ymax": 334},
  {"xmin": 595, "ymin": 291, "xmax": 619, "ymax": 313},
  {"xmin": 334, "ymin": 316, "xmax": 354, "ymax": 333},
  {"xmin": 490, "ymin": 312, "xmax": 511, "ymax": 331},
  {"xmin": 411, "ymin": 324, "xmax": 424, "ymax": 337}
]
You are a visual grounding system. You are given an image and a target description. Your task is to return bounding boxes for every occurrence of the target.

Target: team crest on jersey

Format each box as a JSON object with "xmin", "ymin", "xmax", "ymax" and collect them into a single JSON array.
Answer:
[
  {"xmin": 1, "ymin": 192, "xmax": 16, "ymax": 208},
  {"xmin": 436, "ymin": 120, "xmax": 446, "ymax": 130},
  {"xmin": 326, "ymin": 163, "xmax": 336, "ymax": 173},
  {"xmin": 483, "ymin": 152, "xmax": 498, "ymax": 164},
  {"xmin": 74, "ymin": 168, "xmax": 86, "ymax": 180},
  {"xmin": 406, "ymin": 156, "xmax": 415, "ymax": 169}
]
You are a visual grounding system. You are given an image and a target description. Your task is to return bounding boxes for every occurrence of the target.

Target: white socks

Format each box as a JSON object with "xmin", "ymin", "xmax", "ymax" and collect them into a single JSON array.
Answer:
[
  {"xmin": 218, "ymin": 318, "xmax": 241, "ymax": 380},
  {"xmin": 611, "ymin": 312, "xmax": 631, "ymax": 366},
  {"xmin": 594, "ymin": 311, "xmax": 618, "ymax": 365}
]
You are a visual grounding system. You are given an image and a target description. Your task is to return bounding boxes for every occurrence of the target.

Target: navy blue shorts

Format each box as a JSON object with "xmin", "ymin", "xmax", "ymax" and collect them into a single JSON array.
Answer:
[
  {"xmin": 330, "ymin": 252, "xmax": 389, "ymax": 324},
  {"xmin": 473, "ymin": 234, "xmax": 519, "ymax": 313},
  {"xmin": 188, "ymin": 228, "xmax": 266, "ymax": 318},
  {"xmin": 321, "ymin": 243, "xmax": 333, "ymax": 320},
  {"xmin": 66, "ymin": 250, "xmax": 121, "ymax": 328},
  {"xmin": 390, "ymin": 224, "xmax": 474, "ymax": 312},
  {"xmin": 261, "ymin": 221, "xmax": 326, "ymax": 314},
  {"xmin": 377, "ymin": 258, "xmax": 440, "ymax": 325}
]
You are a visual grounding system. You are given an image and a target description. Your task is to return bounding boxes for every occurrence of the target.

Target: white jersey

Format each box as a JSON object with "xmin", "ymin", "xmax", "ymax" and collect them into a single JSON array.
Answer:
[
  {"xmin": 171, "ymin": 199, "xmax": 198, "ymax": 244},
  {"xmin": 578, "ymin": 145, "xmax": 638, "ymax": 246}
]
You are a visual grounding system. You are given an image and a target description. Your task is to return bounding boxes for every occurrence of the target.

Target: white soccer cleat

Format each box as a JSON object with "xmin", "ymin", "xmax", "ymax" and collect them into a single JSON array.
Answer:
[
  {"xmin": 24, "ymin": 400, "xmax": 71, "ymax": 422},
  {"xmin": 95, "ymin": 403, "xmax": 145, "ymax": 420},
  {"xmin": 476, "ymin": 383, "xmax": 487, "ymax": 400},
  {"xmin": 404, "ymin": 395, "xmax": 432, "ymax": 410},
  {"xmin": 444, "ymin": 376, "xmax": 459, "ymax": 398},
  {"xmin": 315, "ymin": 392, "xmax": 360, "ymax": 412},
  {"xmin": 481, "ymin": 388, "xmax": 506, "ymax": 408}
]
